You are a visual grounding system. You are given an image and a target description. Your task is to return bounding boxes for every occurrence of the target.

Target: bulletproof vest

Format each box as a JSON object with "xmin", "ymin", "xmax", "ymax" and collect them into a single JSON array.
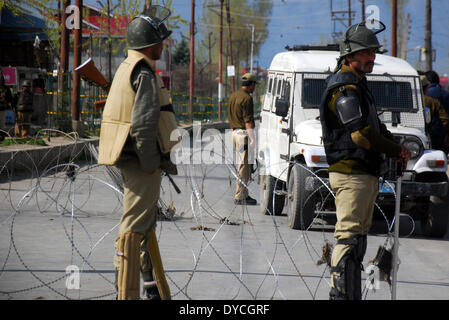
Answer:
[
  {"xmin": 17, "ymin": 90, "xmax": 33, "ymax": 112},
  {"xmin": 98, "ymin": 49, "xmax": 179, "ymax": 166},
  {"xmin": 319, "ymin": 71, "xmax": 383, "ymax": 176}
]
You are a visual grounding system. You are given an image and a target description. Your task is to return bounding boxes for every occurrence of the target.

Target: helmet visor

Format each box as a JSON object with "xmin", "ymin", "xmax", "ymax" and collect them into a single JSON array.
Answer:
[{"xmin": 140, "ymin": 5, "xmax": 171, "ymax": 28}]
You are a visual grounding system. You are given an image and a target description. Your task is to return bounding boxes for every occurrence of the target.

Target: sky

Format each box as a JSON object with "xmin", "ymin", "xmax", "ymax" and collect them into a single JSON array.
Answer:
[
  {"xmin": 167, "ymin": 0, "xmax": 449, "ymax": 76},
  {"xmin": 22, "ymin": 0, "xmax": 449, "ymax": 76}
]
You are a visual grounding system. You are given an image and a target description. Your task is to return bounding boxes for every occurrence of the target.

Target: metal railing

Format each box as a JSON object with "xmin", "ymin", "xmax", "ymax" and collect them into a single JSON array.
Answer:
[{"xmin": 44, "ymin": 74, "xmax": 261, "ymax": 135}]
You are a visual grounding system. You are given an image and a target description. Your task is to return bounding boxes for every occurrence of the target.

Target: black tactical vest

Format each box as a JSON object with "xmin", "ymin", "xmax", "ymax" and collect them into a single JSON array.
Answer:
[
  {"xmin": 319, "ymin": 71, "xmax": 383, "ymax": 176},
  {"xmin": 17, "ymin": 90, "xmax": 33, "ymax": 112}
]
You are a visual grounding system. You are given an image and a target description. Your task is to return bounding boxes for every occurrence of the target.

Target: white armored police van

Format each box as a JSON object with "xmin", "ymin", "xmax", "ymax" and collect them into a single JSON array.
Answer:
[{"xmin": 258, "ymin": 44, "xmax": 449, "ymax": 238}]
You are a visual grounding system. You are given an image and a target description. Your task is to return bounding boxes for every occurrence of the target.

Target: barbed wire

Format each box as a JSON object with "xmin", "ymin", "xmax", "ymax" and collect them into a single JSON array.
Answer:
[{"xmin": 0, "ymin": 128, "xmax": 415, "ymax": 300}]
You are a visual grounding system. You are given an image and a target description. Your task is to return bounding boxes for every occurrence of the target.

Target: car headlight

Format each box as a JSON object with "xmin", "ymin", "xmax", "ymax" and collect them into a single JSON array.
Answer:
[{"xmin": 402, "ymin": 137, "xmax": 423, "ymax": 159}]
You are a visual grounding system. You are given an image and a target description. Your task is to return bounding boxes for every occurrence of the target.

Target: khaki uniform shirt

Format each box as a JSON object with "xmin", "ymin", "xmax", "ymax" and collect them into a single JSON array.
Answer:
[{"xmin": 228, "ymin": 88, "xmax": 254, "ymax": 130}]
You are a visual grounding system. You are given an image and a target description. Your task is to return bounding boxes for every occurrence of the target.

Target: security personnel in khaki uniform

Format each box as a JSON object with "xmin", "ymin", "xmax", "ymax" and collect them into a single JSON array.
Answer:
[
  {"xmin": 421, "ymin": 75, "xmax": 449, "ymax": 153},
  {"xmin": 228, "ymin": 73, "xmax": 257, "ymax": 205},
  {"xmin": 319, "ymin": 21, "xmax": 411, "ymax": 300},
  {"xmin": 97, "ymin": 6, "xmax": 178, "ymax": 300},
  {"xmin": 15, "ymin": 80, "xmax": 33, "ymax": 138}
]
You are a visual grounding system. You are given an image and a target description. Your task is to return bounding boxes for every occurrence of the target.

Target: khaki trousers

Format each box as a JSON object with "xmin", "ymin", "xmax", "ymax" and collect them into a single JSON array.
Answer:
[
  {"xmin": 329, "ymin": 172, "xmax": 378, "ymax": 267},
  {"xmin": 15, "ymin": 111, "xmax": 32, "ymax": 137},
  {"xmin": 232, "ymin": 129, "xmax": 250, "ymax": 200},
  {"xmin": 114, "ymin": 161, "xmax": 162, "ymax": 270}
]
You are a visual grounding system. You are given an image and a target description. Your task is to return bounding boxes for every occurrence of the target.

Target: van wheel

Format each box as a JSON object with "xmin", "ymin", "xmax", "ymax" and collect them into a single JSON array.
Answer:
[
  {"xmin": 421, "ymin": 193, "xmax": 449, "ymax": 238},
  {"xmin": 287, "ymin": 164, "xmax": 316, "ymax": 230},
  {"xmin": 260, "ymin": 175, "xmax": 285, "ymax": 216}
]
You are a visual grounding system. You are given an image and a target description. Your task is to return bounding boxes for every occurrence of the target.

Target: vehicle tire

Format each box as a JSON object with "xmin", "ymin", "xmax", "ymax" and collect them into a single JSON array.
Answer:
[
  {"xmin": 260, "ymin": 175, "xmax": 285, "ymax": 216},
  {"xmin": 421, "ymin": 193, "xmax": 449, "ymax": 238},
  {"xmin": 287, "ymin": 164, "xmax": 316, "ymax": 230}
]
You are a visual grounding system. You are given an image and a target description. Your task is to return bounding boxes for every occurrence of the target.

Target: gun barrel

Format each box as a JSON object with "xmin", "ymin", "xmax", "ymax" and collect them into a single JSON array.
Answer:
[{"xmin": 75, "ymin": 58, "xmax": 109, "ymax": 90}]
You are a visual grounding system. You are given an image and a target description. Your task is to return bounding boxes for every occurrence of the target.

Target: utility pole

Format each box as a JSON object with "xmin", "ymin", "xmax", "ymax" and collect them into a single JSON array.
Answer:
[
  {"xmin": 218, "ymin": 0, "xmax": 224, "ymax": 121},
  {"xmin": 401, "ymin": 13, "xmax": 410, "ymax": 60},
  {"xmin": 201, "ymin": 32, "xmax": 215, "ymax": 98},
  {"xmin": 59, "ymin": 0, "xmax": 70, "ymax": 106},
  {"xmin": 360, "ymin": 0, "xmax": 365, "ymax": 21},
  {"xmin": 348, "ymin": 0, "xmax": 352, "ymax": 26},
  {"xmin": 107, "ymin": 0, "xmax": 112, "ymax": 83},
  {"xmin": 424, "ymin": 0, "xmax": 432, "ymax": 71},
  {"xmin": 72, "ymin": 0, "xmax": 83, "ymax": 135},
  {"xmin": 59, "ymin": 0, "xmax": 70, "ymax": 75},
  {"xmin": 246, "ymin": 38, "xmax": 249, "ymax": 71},
  {"xmin": 248, "ymin": 24, "xmax": 255, "ymax": 74},
  {"xmin": 330, "ymin": 0, "xmax": 355, "ymax": 41},
  {"xmin": 392, "ymin": 0, "xmax": 398, "ymax": 57},
  {"xmin": 189, "ymin": 0, "xmax": 195, "ymax": 119},
  {"xmin": 225, "ymin": 0, "xmax": 235, "ymax": 93}
]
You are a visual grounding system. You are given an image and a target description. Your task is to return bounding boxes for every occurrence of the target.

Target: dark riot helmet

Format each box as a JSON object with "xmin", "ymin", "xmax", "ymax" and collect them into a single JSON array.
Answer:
[
  {"xmin": 338, "ymin": 20, "xmax": 386, "ymax": 59},
  {"xmin": 127, "ymin": 5, "xmax": 172, "ymax": 50}
]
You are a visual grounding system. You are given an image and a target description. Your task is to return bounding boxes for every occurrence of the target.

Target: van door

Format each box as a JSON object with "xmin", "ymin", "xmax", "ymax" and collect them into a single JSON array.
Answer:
[
  {"xmin": 258, "ymin": 73, "xmax": 275, "ymax": 175},
  {"xmin": 274, "ymin": 76, "xmax": 293, "ymax": 182},
  {"xmin": 268, "ymin": 74, "xmax": 293, "ymax": 181}
]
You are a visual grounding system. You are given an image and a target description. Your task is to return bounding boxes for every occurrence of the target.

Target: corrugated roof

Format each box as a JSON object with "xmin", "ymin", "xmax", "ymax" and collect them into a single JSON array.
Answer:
[
  {"xmin": 0, "ymin": 8, "xmax": 48, "ymax": 41},
  {"xmin": 0, "ymin": 8, "xmax": 46, "ymax": 29}
]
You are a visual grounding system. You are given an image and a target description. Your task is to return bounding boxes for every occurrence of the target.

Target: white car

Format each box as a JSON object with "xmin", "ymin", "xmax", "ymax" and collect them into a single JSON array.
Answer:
[{"xmin": 258, "ymin": 44, "xmax": 449, "ymax": 238}]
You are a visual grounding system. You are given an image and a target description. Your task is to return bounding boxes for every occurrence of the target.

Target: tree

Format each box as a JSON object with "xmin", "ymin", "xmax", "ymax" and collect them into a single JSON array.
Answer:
[
  {"xmin": 199, "ymin": 0, "xmax": 273, "ymax": 72},
  {"xmin": 0, "ymin": 0, "xmax": 47, "ymax": 16},
  {"xmin": 172, "ymin": 39, "xmax": 190, "ymax": 66},
  {"xmin": 197, "ymin": 0, "xmax": 273, "ymax": 98}
]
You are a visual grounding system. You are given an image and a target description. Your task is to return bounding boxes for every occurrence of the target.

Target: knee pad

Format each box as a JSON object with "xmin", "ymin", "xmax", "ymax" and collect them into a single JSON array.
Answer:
[
  {"xmin": 140, "ymin": 234, "xmax": 161, "ymax": 300},
  {"xmin": 115, "ymin": 232, "xmax": 144, "ymax": 300},
  {"xmin": 145, "ymin": 229, "xmax": 171, "ymax": 300},
  {"xmin": 329, "ymin": 235, "xmax": 367, "ymax": 300}
]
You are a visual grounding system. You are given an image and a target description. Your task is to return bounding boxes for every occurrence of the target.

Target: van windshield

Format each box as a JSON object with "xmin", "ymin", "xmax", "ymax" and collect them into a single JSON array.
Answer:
[{"xmin": 302, "ymin": 78, "xmax": 416, "ymax": 112}]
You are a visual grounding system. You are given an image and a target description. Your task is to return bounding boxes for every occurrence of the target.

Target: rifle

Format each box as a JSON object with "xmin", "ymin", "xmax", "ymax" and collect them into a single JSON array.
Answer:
[{"xmin": 75, "ymin": 58, "xmax": 109, "ymax": 109}]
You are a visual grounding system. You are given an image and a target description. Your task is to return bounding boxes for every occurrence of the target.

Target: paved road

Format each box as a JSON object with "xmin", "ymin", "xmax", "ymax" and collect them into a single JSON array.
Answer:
[{"xmin": 0, "ymin": 130, "xmax": 448, "ymax": 300}]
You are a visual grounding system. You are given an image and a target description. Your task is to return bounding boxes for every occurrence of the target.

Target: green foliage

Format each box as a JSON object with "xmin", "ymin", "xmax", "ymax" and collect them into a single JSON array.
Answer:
[
  {"xmin": 0, "ymin": 0, "xmax": 46, "ymax": 16},
  {"xmin": 199, "ymin": 0, "xmax": 273, "ymax": 68},
  {"xmin": 1, "ymin": 0, "xmax": 188, "ymax": 67},
  {"xmin": 2, "ymin": 138, "xmax": 48, "ymax": 147},
  {"xmin": 172, "ymin": 39, "xmax": 190, "ymax": 66}
]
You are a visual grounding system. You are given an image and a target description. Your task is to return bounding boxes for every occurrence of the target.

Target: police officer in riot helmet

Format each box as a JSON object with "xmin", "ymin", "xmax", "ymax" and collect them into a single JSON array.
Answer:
[
  {"xmin": 97, "ymin": 5, "xmax": 178, "ymax": 300},
  {"xmin": 319, "ymin": 21, "xmax": 411, "ymax": 300},
  {"xmin": 15, "ymin": 80, "xmax": 34, "ymax": 138}
]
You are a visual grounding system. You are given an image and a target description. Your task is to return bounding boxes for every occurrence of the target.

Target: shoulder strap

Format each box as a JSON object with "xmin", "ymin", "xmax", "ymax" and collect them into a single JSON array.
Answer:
[{"xmin": 326, "ymin": 72, "xmax": 360, "ymax": 92}]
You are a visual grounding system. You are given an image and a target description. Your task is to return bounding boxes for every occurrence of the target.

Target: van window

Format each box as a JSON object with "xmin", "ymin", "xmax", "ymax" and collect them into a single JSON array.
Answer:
[
  {"xmin": 302, "ymin": 79, "xmax": 327, "ymax": 108},
  {"xmin": 302, "ymin": 78, "xmax": 416, "ymax": 111},
  {"xmin": 277, "ymin": 79, "xmax": 282, "ymax": 96},
  {"xmin": 267, "ymin": 78, "xmax": 273, "ymax": 94},
  {"xmin": 368, "ymin": 81, "xmax": 414, "ymax": 112},
  {"xmin": 272, "ymin": 79, "xmax": 278, "ymax": 97},
  {"xmin": 282, "ymin": 80, "xmax": 291, "ymax": 101}
]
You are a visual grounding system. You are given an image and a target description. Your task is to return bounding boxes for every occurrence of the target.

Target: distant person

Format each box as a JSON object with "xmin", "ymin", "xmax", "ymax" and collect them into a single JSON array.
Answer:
[
  {"xmin": 228, "ymin": 73, "xmax": 258, "ymax": 205},
  {"xmin": 15, "ymin": 80, "xmax": 34, "ymax": 138},
  {"xmin": 425, "ymin": 70, "xmax": 449, "ymax": 116},
  {"xmin": 421, "ymin": 75, "xmax": 449, "ymax": 154},
  {"xmin": 0, "ymin": 73, "xmax": 13, "ymax": 141}
]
